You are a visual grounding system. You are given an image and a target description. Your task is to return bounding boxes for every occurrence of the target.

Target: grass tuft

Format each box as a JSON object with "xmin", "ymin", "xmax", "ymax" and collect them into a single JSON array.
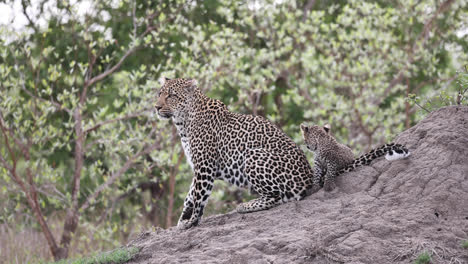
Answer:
[
  {"xmin": 49, "ymin": 246, "xmax": 139, "ymax": 264},
  {"xmin": 414, "ymin": 251, "xmax": 431, "ymax": 264},
  {"xmin": 462, "ymin": 240, "xmax": 468, "ymax": 249}
]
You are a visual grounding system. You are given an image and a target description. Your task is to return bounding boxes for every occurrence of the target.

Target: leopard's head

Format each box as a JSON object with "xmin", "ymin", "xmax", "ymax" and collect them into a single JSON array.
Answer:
[
  {"xmin": 154, "ymin": 77, "xmax": 198, "ymax": 119},
  {"xmin": 300, "ymin": 123, "xmax": 331, "ymax": 151}
]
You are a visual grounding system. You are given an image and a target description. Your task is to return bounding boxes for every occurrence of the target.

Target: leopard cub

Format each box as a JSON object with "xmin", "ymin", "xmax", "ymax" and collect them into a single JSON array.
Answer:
[{"xmin": 300, "ymin": 123, "xmax": 410, "ymax": 192}]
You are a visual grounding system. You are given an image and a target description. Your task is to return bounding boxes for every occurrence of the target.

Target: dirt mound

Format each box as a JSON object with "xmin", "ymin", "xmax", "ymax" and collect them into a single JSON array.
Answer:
[{"xmin": 126, "ymin": 106, "xmax": 468, "ymax": 264}]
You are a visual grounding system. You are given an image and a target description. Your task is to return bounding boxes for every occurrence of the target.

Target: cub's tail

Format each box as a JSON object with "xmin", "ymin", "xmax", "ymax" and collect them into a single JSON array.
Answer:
[{"xmin": 339, "ymin": 143, "xmax": 410, "ymax": 174}]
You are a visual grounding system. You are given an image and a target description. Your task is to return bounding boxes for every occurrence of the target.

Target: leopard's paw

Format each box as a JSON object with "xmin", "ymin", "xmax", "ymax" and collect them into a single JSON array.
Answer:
[
  {"xmin": 323, "ymin": 181, "xmax": 336, "ymax": 192},
  {"xmin": 177, "ymin": 218, "xmax": 199, "ymax": 230},
  {"xmin": 306, "ymin": 185, "xmax": 322, "ymax": 195},
  {"xmin": 236, "ymin": 203, "xmax": 250, "ymax": 214}
]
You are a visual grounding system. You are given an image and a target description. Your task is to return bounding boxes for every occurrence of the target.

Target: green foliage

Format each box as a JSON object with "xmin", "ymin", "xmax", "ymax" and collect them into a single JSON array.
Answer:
[
  {"xmin": 414, "ymin": 251, "xmax": 431, "ymax": 264},
  {"xmin": 0, "ymin": 0, "xmax": 466, "ymax": 261},
  {"xmin": 49, "ymin": 247, "xmax": 139, "ymax": 264},
  {"xmin": 462, "ymin": 240, "xmax": 468, "ymax": 249},
  {"xmin": 407, "ymin": 66, "xmax": 468, "ymax": 116}
]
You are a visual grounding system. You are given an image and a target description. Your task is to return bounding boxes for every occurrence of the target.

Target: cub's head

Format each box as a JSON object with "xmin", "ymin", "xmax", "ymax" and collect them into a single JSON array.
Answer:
[
  {"xmin": 300, "ymin": 123, "xmax": 331, "ymax": 151},
  {"xmin": 154, "ymin": 77, "xmax": 198, "ymax": 119}
]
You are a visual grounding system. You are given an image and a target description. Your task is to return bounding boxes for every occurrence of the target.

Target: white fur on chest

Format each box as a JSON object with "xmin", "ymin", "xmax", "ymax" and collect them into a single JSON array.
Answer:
[
  {"xmin": 181, "ymin": 137, "xmax": 193, "ymax": 169},
  {"xmin": 174, "ymin": 118, "xmax": 194, "ymax": 170}
]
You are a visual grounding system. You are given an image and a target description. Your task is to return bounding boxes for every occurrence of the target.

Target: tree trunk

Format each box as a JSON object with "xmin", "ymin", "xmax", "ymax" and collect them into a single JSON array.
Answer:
[
  {"xmin": 57, "ymin": 108, "xmax": 85, "ymax": 259},
  {"xmin": 26, "ymin": 186, "xmax": 65, "ymax": 261},
  {"xmin": 0, "ymin": 115, "xmax": 66, "ymax": 260},
  {"xmin": 166, "ymin": 150, "xmax": 184, "ymax": 228},
  {"xmin": 58, "ymin": 210, "xmax": 79, "ymax": 259},
  {"xmin": 405, "ymin": 78, "xmax": 411, "ymax": 129}
]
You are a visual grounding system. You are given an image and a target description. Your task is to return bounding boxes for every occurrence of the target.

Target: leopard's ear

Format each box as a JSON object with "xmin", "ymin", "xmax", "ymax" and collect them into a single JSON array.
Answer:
[
  {"xmin": 300, "ymin": 123, "xmax": 309, "ymax": 133},
  {"xmin": 184, "ymin": 78, "xmax": 198, "ymax": 92},
  {"xmin": 323, "ymin": 124, "xmax": 331, "ymax": 134},
  {"xmin": 189, "ymin": 78, "xmax": 198, "ymax": 86},
  {"xmin": 159, "ymin": 76, "xmax": 170, "ymax": 86}
]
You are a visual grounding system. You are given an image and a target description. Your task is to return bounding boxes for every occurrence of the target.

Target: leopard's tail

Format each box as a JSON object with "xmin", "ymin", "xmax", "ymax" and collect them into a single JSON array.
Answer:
[{"xmin": 338, "ymin": 143, "xmax": 410, "ymax": 174}]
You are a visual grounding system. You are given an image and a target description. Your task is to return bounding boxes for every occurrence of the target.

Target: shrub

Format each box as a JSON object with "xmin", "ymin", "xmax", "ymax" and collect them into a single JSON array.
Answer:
[
  {"xmin": 49, "ymin": 247, "xmax": 139, "ymax": 264},
  {"xmin": 414, "ymin": 251, "xmax": 431, "ymax": 264}
]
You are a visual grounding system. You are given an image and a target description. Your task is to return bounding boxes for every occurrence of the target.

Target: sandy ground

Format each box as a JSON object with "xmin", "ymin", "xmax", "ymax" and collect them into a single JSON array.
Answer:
[{"xmin": 126, "ymin": 106, "xmax": 468, "ymax": 264}]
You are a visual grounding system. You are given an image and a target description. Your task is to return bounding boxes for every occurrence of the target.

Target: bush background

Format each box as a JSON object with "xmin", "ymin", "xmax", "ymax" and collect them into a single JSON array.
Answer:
[{"xmin": 0, "ymin": 0, "xmax": 466, "ymax": 262}]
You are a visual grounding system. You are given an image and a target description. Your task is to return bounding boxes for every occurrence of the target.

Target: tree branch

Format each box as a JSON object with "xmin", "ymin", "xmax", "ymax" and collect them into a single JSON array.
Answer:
[
  {"xmin": 20, "ymin": 0, "xmax": 39, "ymax": 33},
  {"xmin": 83, "ymin": 108, "xmax": 149, "ymax": 134},
  {"xmin": 0, "ymin": 112, "xmax": 61, "ymax": 259},
  {"xmin": 82, "ymin": 0, "xmax": 190, "ymax": 90},
  {"xmin": 0, "ymin": 111, "xmax": 32, "ymax": 159},
  {"xmin": 166, "ymin": 148, "xmax": 184, "ymax": 228},
  {"xmin": 59, "ymin": 108, "xmax": 86, "ymax": 255},
  {"xmin": 79, "ymin": 142, "xmax": 159, "ymax": 212},
  {"xmin": 83, "ymin": 23, "xmax": 156, "ymax": 90},
  {"xmin": 9, "ymin": 45, "xmax": 71, "ymax": 115},
  {"xmin": 414, "ymin": 75, "xmax": 457, "ymax": 94},
  {"xmin": 0, "ymin": 113, "xmax": 17, "ymax": 170},
  {"xmin": 383, "ymin": 0, "xmax": 455, "ymax": 98},
  {"xmin": 21, "ymin": 84, "xmax": 72, "ymax": 114},
  {"xmin": 302, "ymin": 0, "xmax": 316, "ymax": 22},
  {"xmin": 0, "ymin": 151, "xmax": 13, "ymax": 173}
]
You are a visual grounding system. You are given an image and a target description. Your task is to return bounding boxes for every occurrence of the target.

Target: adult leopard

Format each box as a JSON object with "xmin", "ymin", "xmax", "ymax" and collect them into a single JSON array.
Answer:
[{"xmin": 154, "ymin": 77, "xmax": 314, "ymax": 229}]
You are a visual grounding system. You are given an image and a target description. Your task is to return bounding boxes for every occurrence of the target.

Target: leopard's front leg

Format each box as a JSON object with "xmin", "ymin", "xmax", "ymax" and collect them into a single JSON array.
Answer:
[
  {"xmin": 323, "ymin": 162, "xmax": 338, "ymax": 192},
  {"xmin": 309, "ymin": 157, "xmax": 326, "ymax": 193},
  {"xmin": 177, "ymin": 180, "xmax": 195, "ymax": 226},
  {"xmin": 177, "ymin": 169, "xmax": 214, "ymax": 230}
]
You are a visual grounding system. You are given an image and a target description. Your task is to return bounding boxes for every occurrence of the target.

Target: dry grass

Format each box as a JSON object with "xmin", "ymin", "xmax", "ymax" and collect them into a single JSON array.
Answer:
[
  {"xmin": 0, "ymin": 223, "xmax": 53, "ymax": 263},
  {"xmin": 52, "ymin": 247, "xmax": 140, "ymax": 264},
  {"xmin": 0, "ymin": 216, "xmax": 147, "ymax": 264}
]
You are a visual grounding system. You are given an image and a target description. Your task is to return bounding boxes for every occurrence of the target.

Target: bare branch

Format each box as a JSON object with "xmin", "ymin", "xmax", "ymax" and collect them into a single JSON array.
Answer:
[
  {"xmin": 81, "ymin": 123, "xmax": 160, "ymax": 213},
  {"xmin": 414, "ymin": 75, "xmax": 457, "ymax": 94},
  {"xmin": 59, "ymin": 108, "xmax": 85, "ymax": 255},
  {"xmin": 132, "ymin": 0, "xmax": 137, "ymax": 39},
  {"xmin": 84, "ymin": 45, "xmax": 136, "ymax": 89},
  {"xmin": 0, "ymin": 113, "xmax": 17, "ymax": 170},
  {"xmin": 83, "ymin": 18, "xmax": 157, "ymax": 91},
  {"xmin": 71, "ymin": 108, "xmax": 84, "ymax": 209},
  {"xmin": 8, "ymin": 44, "xmax": 70, "ymax": 115},
  {"xmin": 21, "ymin": 85, "xmax": 72, "ymax": 114},
  {"xmin": 457, "ymin": 88, "xmax": 468, "ymax": 105},
  {"xmin": 79, "ymin": 142, "xmax": 159, "ymax": 212},
  {"xmin": 35, "ymin": 185, "xmax": 68, "ymax": 204},
  {"xmin": 84, "ymin": 108, "xmax": 149, "ymax": 134},
  {"xmin": 83, "ymin": 1, "xmax": 190, "ymax": 90},
  {"xmin": 166, "ymin": 147, "xmax": 184, "ymax": 228},
  {"xmin": 20, "ymin": 0, "xmax": 39, "ymax": 33},
  {"xmin": 413, "ymin": 101, "xmax": 431, "ymax": 113},
  {"xmin": 384, "ymin": 0, "xmax": 455, "ymax": 98},
  {"xmin": 0, "ymin": 151, "xmax": 13, "ymax": 173},
  {"xmin": 302, "ymin": 0, "xmax": 316, "ymax": 22},
  {"xmin": 0, "ymin": 113, "xmax": 61, "ymax": 258},
  {"xmin": 0, "ymin": 111, "xmax": 32, "ymax": 162}
]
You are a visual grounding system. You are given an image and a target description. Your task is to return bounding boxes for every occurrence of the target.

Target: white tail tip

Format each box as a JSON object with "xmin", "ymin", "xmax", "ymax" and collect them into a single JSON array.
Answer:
[{"xmin": 385, "ymin": 151, "xmax": 410, "ymax": 161}]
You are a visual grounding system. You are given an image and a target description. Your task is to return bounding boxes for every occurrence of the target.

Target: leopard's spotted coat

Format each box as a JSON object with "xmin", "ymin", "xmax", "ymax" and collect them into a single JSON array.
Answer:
[
  {"xmin": 155, "ymin": 78, "xmax": 315, "ymax": 229},
  {"xmin": 300, "ymin": 123, "xmax": 410, "ymax": 192}
]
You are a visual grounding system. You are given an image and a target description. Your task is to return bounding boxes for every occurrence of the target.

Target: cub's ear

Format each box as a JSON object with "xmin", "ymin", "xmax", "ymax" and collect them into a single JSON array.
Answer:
[
  {"xmin": 159, "ymin": 76, "xmax": 171, "ymax": 86},
  {"xmin": 300, "ymin": 123, "xmax": 309, "ymax": 133},
  {"xmin": 189, "ymin": 78, "xmax": 198, "ymax": 86},
  {"xmin": 184, "ymin": 78, "xmax": 198, "ymax": 92},
  {"xmin": 323, "ymin": 124, "xmax": 331, "ymax": 133}
]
